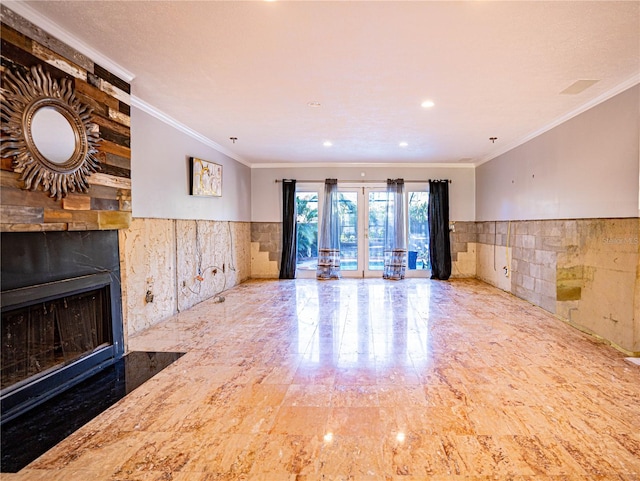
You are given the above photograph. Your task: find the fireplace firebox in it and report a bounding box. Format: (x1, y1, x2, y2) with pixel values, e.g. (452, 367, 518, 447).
(1, 231, 124, 422)
(2, 282, 112, 391)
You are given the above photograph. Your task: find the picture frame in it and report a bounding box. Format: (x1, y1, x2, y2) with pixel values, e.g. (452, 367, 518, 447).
(190, 157, 222, 197)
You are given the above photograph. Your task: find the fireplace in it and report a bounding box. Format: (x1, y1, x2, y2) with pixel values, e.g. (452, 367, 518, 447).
(1, 231, 124, 422)
(2, 282, 112, 390)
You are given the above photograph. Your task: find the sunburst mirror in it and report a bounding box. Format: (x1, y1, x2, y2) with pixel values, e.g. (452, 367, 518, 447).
(1, 64, 101, 199)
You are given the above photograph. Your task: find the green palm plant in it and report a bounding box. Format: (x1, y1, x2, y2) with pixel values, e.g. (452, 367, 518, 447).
(296, 195, 318, 259)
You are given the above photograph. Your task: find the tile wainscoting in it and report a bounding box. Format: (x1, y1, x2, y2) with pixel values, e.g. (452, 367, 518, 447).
(245, 219, 639, 355)
(119, 218, 251, 346)
(476, 218, 639, 355)
(251, 222, 282, 278)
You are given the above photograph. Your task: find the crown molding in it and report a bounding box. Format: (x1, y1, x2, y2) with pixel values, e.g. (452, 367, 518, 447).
(3, 1, 135, 83)
(9, 1, 634, 172)
(251, 162, 476, 169)
(4, 1, 252, 167)
(131, 97, 251, 167)
(476, 73, 640, 166)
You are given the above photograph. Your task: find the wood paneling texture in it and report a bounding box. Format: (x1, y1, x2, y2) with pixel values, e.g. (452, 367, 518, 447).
(0, 11, 132, 232)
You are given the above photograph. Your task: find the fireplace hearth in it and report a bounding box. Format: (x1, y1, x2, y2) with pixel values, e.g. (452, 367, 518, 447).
(1, 350, 185, 473)
(1, 231, 124, 422)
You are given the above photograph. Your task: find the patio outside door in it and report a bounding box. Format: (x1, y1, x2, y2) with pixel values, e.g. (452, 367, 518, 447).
(334, 187, 384, 278)
(295, 184, 429, 278)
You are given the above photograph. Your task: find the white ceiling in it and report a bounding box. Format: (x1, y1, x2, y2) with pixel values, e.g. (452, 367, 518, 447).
(13, 1, 640, 167)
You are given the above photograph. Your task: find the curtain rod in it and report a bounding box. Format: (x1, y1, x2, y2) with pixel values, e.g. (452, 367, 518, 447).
(275, 179, 451, 184)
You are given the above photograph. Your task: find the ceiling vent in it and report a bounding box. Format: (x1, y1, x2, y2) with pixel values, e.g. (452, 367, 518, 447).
(560, 79, 600, 95)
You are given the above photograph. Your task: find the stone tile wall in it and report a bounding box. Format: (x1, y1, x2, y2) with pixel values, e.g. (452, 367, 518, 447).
(450, 221, 477, 278)
(119, 218, 251, 345)
(476, 218, 639, 355)
(248, 220, 480, 280)
(176, 220, 251, 313)
(477, 220, 562, 312)
(251, 222, 281, 278)
(555, 218, 639, 354)
(510, 221, 563, 314)
(245, 217, 639, 355)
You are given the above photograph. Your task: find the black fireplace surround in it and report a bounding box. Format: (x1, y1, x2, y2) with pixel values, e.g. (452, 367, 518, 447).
(1, 230, 124, 422)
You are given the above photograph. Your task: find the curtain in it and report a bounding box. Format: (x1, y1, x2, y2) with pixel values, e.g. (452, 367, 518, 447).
(383, 178, 406, 280)
(279, 179, 297, 279)
(428, 180, 451, 280)
(317, 179, 341, 279)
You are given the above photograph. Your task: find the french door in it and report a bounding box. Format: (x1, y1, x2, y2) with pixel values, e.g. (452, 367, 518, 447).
(295, 183, 430, 278)
(338, 187, 380, 277)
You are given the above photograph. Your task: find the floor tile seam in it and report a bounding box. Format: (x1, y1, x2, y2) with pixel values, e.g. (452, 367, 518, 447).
(549, 429, 640, 459)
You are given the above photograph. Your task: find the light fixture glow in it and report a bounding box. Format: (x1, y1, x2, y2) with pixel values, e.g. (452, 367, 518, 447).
(323, 141, 333, 147)
(399, 142, 408, 148)
(421, 100, 435, 108)
(324, 432, 333, 442)
(396, 432, 406, 443)
(307, 101, 321, 108)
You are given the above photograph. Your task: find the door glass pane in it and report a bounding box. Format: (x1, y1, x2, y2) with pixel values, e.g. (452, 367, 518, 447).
(367, 191, 388, 270)
(296, 192, 318, 271)
(338, 192, 358, 270)
(408, 191, 430, 270)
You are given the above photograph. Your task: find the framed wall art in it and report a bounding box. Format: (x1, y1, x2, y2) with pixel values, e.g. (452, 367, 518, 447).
(190, 157, 222, 197)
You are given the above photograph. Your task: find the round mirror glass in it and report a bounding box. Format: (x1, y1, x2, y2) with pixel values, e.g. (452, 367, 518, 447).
(31, 107, 76, 164)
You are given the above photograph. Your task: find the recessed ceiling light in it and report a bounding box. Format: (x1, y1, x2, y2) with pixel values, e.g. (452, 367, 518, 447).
(399, 142, 408, 147)
(421, 100, 435, 108)
(323, 141, 333, 147)
(307, 101, 321, 108)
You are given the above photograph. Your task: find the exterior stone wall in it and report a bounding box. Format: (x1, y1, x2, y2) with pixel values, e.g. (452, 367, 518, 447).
(119, 218, 251, 345)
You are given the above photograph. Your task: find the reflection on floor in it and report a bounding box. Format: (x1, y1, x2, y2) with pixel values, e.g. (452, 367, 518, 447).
(1, 351, 184, 473)
(6, 278, 640, 480)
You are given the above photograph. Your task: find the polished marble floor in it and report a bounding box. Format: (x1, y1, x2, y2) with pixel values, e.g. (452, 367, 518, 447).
(7, 278, 640, 480)
(1, 351, 184, 472)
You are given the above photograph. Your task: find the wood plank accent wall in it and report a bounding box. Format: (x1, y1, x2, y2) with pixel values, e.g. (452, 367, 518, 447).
(0, 6, 132, 232)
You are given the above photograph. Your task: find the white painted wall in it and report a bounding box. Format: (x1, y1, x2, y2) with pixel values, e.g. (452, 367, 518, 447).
(476, 85, 639, 221)
(251, 165, 475, 222)
(133, 84, 638, 225)
(131, 106, 251, 222)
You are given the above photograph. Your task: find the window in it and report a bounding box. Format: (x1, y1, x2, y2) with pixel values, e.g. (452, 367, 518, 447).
(296, 192, 318, 271)
(337, 192, 358, 270)
(407, 191, 430, 270)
